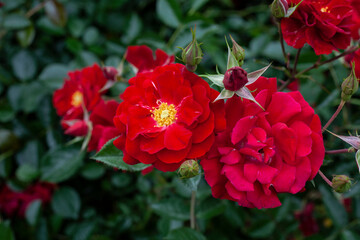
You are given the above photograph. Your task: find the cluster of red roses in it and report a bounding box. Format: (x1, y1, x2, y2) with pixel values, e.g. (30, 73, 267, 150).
(0, 183, 56, 218)
(52, 0, 360, 210)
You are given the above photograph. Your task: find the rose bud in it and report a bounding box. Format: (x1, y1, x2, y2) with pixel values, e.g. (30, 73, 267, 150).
(270, 0, 289, 18)
(102, 66, 118, 81)
(230, 35, 245, 66)
(332, 175, 352, 193)
(181, 28, 203, 72)
(223, 66, 248, 91)
(341, 63, 359, 102)
(178, 160, 200, 179)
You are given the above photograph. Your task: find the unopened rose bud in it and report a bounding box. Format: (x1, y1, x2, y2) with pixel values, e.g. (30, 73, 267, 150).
(181, 28, 203, 72)
(103, 66, 118, 81)
(223, 66, 248, 91)
(332, 175, 352, 193)
(341, 63, 359, 101)
(229, 35, 245, 66)
(178, 160, 200, 179)
(270, 0, 289, 18)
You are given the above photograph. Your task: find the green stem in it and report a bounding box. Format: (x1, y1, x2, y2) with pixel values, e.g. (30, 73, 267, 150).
(167, 24, 184, 49)
(322, 100, 345, 133)
(190, 190, 196, 230)
(318, 170, 332, 187)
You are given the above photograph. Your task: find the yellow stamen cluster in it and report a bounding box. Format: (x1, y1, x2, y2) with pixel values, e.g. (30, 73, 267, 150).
(71, 90, 83, 107)
(320, 6, 330, 13)
(150, 102, 177, 127)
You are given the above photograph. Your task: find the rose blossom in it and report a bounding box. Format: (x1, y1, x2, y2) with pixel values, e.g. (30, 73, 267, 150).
(113, 63, 226, 172)
(345, 49, 360, 80)
(281, 0, 354, 55)
(0, 183, 56, 218)
(126, 45, 175, 74)
(201, 76, 324, 209)
(88, 100, 121, 152)
(53, 64, 108, 136)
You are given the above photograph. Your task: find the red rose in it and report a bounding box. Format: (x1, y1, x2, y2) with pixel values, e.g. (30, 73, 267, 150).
(201, 77, 324, 209)
(281, 0, 353, 55)
(113, 63, 226, 172)
(53, 64, 108, 136)
(0, 183, 56, 218)
(295, 203, 319, 236)
(126, 45, 174, 73)
(88, 100, 121, 152)
(345, 49, 360, 79)
(352, 0, 360, 15)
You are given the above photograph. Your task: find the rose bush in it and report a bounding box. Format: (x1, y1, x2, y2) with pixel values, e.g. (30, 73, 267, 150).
(201, 77, 324, 208)
(113, 63, 226, 172)
(281, 0, 354, 55)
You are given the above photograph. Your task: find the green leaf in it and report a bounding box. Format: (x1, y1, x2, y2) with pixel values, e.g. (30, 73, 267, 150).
(189, 0, 208, 15)
(151, 199, 190, 221)
(319, 185, 348, 228)
(3, 14, 31, 30)
(16, 25, 36, 47)
(80, 162, 106, 180)
(44, 0, 67, 27)
(0, 222, 15, 240)
(16, 164, 39, 182)
(25, 199, 42, 226)
(156, 0, 182, 28)
(21, 82, 49, 113)
(249, 222, 276, 238)
(196, 198, 225, 219)
(51, 187, 81, 219)
(122, 14, 142, 44)
(40, 146, 85, 183)
(83, 27, 100, 46)
(11, 50, 37, 81)
(165, 227, 206, 240)
(2, 0, 25, 11)
(38, 64, 70, 90)
(91, 138, 150, 171)
(179, 174, 201, 192)
(0, 103, 15, 123)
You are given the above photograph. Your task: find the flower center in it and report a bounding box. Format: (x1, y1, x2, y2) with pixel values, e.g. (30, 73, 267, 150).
(151, 102, 177, 127)
(71, 91, 83, 107)
(320, 6, 330, 13)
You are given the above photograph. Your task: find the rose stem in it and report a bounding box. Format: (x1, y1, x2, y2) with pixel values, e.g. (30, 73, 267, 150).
(325, 148, 355, 154)
(278, 48, 303, 91)
(279, 23, 289, 68)
(322, 100, 345, 133)
(319, 170, 333, 187)
(190, 190, 196, 230)
(296, 46, 359, 78)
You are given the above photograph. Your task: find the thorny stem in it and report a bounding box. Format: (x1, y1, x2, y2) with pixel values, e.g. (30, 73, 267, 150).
(319, 170, 333, 187)
(190, 191, 196, 230)
(325, 148, 355, 155)
(296, 46, 360, 78)
(322, 100, 346, 133)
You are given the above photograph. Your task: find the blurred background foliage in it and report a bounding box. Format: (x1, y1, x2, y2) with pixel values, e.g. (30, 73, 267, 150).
(0, 0, 360, 239)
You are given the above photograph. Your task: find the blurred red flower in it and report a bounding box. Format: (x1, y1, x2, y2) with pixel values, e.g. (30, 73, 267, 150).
(295, 203, 319, 236)
(113, 63, 226, 172)
(201, 77, 324, 209)
(126, 45, 174, 74)
(88, 100, 121, 152)
(281, 0, 353, 55)
(345, 49, 360, 79)
(0, 183, 56, 218)
(53, 64, 108, 136)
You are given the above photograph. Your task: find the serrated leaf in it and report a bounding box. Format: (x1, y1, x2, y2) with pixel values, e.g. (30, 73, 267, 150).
(319, 185, 348, 228)
(246, 63, 272, 85)
(201, 74, 224, 87)
(25, 199, 42, 226)
(51, 187, 81, 219)
(214, 89, 234, 102)
(91, 138, 150, 171)
(165, 227, 206, 240)
(235, 87, 265, 110)
(151, 199, 190, 221)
